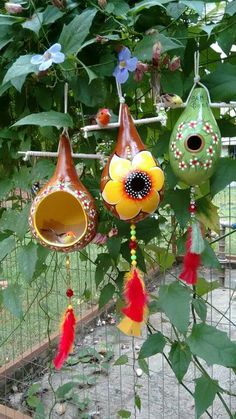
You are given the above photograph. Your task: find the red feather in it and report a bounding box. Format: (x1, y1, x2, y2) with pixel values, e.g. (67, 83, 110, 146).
(179, 228, 200, 285)
(122, 269, 148, 322)
(53, 305, 76, 369)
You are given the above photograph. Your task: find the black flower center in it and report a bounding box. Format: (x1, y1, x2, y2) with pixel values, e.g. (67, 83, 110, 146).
(125, 171, 151, 199)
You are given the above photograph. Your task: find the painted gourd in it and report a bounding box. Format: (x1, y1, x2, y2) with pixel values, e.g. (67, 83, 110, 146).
(169, 87, 221, 185)
(101, 103, 164, 222)
(29, 134, 97, 252)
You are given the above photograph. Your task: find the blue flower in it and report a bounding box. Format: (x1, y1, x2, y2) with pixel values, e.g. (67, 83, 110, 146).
(113, 47, 138, 84)
(31, 43, 65, 71)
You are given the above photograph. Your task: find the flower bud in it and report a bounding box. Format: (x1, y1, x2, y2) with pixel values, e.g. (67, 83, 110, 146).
(5, 2, 23, 14)
(134, 62, 149, 82)
(96, 35, 109, 44)
(98, 0, 107, 8)
(152, 42, 162, 67)
(161, 54, 170, 68)
(168, 56, 181, 72)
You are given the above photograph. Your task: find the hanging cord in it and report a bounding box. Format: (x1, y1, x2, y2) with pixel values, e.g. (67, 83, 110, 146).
(62, 82, 69, 137)
(185, 46, 212, 106)
(116, 79, 126, 126)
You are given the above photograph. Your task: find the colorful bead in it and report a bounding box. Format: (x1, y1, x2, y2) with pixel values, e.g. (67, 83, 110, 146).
(131, 260, 137, 266)
(130, 224, 136, 230)
(131, 255, 137, 260)
(131, 235, 136, 241)
(130, 230, 136, 236)
(188, 204, 196, 213)
(129, 241, 137, 250)
(66, 288, 74, 298)
(130, 249, 136, 255)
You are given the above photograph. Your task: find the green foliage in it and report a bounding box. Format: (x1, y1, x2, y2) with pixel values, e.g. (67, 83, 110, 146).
(195, 277, 220, 297)
(114, 354, 129, 365)
(139, 332, 166, 359)
(187, 323, 236, 367)
(194, 375, 220, 418)
(158, 281, 191, 334)
(169, 342, 192, 382)
(2, 283, 23, 319)
(0, 1, 235, 416)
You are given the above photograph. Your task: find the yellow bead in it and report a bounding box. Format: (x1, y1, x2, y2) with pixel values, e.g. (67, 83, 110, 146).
(130, 249, 136, 255)
(130, 224, 136, 230)
(131, 236, 136, 241)
(131, 260, 137, 266)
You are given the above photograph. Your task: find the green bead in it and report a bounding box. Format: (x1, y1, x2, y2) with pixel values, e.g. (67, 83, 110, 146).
(131, 255, 137, 260)
(130, 230, 136, 236)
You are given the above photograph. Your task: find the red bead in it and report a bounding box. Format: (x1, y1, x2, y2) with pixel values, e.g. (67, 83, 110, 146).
(129, 241, 137, 250)
(66, 288, 74, 298)
(188, 204, 196, 213)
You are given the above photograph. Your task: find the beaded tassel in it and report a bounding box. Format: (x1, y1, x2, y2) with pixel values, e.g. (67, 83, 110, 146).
(118, 224, 148, 336)
(179, 187, 205, 285)
(53, 256, 76, 369)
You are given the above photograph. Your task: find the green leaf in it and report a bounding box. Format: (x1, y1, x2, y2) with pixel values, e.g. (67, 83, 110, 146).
(105, 0, 130, 16)
(145, 245, 175, 273)
(135, 393, 141, 411)
(31, 159, 55, 182)
(0, 179, 12, 200)
(161, 71, 183, 97)
(194, 375, 220, 418)
(0, 14, 24, 25)
(129, 0, 169, 14)
(158, 281, 191, 334)
(201, 241, 221, 269)
(204, 63, 236, 101)
(56, 382, 77, 401)
(139, 332, 166, 359)
(117, 410, 131, 418)
(17, 242, 38, 282)
(95, 253, 113, 287)
(163, 189, 190, 229)
(2, 283, 23, 319)
(0, 28, 13, 50)
(181, 1, 204, 15)
(72, 76, 107, 108)
(138, 358, 149, 375)
(3, 55, 38, 91)
(98, 283, 115, 308)
(114, 354, 128, 365)
(0, 204, 30, 240)
(43, 5, 64, 25)
(196, 197, 220, 233)
(59, 8, 97, 54)
(21, 13, 43, 35)
(195, 277, 220, 297)
(134, 33, 183, 61)
(169, 342, 191, 382)
(0, 236, 15, 261)
(225, 1, 236, 15)
(107, 237, 121, 261)
(187, 323, 236, 367)
(27, 383, 41, 397)
(166, 3, 186, 19)
(192, 298, 207, 322)
(27, 395, 40, 408)
(210, 158, 236, 197)
(12, 111, 73, 128)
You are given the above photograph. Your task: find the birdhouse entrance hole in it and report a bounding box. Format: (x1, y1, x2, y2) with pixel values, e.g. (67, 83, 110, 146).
(34, 191, 87, 247)
(185, 135, 204, 152)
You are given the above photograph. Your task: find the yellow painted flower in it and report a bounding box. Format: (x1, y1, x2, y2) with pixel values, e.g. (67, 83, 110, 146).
(102, 150, 164, 221)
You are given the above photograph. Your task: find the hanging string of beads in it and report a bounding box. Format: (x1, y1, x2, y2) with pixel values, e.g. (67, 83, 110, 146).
(130, 223, 137, 268)
(53, 255, 76, 369)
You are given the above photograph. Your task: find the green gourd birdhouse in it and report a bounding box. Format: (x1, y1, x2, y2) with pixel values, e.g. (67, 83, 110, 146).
(169, 87, 221, 185)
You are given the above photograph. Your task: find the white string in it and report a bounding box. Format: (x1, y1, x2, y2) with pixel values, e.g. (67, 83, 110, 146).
(62, 82, 69, 136)
(115, 79, 125, 104)
(185, 49, 212, 106)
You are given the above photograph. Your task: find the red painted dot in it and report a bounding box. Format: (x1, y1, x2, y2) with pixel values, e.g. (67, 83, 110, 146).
(66, 288, 74, 298)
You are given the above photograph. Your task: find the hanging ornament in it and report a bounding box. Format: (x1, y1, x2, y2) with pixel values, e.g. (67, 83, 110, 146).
(169, 87, 221, 186)
(169, 50, 221, 286)
(29, 132, 98, 252)
(53, 256, 76, 369)
(101, 100, 164, 336)
(101, 103, 164, 222)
